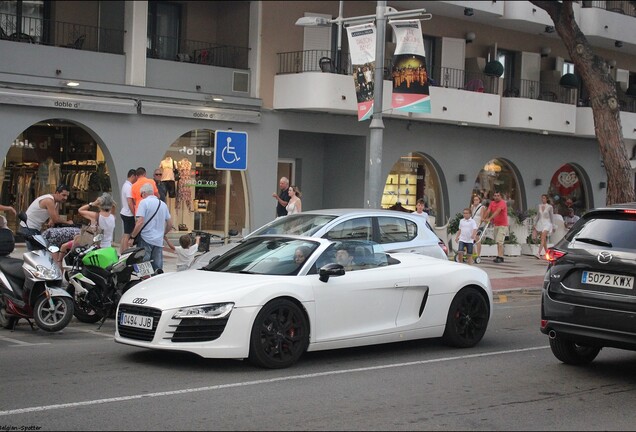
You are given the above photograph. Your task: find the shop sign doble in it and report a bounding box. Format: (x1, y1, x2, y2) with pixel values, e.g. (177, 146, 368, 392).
(178, 146, 213, 156)
(11, 139, 49, 150)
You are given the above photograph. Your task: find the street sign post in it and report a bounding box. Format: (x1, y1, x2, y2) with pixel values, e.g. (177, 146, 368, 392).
(214, 130, 248, 244)
(214, 130, 248, 171)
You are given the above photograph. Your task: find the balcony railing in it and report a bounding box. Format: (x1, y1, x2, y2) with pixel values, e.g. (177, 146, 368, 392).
(438, 67, 500, 95)
(0, 12, 124, 54)
(277, 49, 400, 78)
(147, 35, 249, 69)
(583, 1, 636, 17)
(502, 79, 579, 105)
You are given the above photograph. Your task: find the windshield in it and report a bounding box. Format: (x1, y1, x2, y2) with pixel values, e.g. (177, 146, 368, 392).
(250, 214, 337, 237)
(203, 237, 320, 275)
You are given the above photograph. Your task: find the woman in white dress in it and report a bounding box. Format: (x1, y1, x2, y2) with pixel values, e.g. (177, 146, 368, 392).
(285, 185, 302, 215)
(532, 194, 555, 259)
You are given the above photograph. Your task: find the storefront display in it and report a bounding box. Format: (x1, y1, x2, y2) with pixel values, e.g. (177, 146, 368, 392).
(472, 158, 521, 212)
(2, 120, 111, 232)
(162, 129, 246, 233)
(382, 153, 440, 220)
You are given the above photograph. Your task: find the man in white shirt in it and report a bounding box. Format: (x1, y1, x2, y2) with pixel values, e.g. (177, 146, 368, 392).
(118, 169, 137, 254)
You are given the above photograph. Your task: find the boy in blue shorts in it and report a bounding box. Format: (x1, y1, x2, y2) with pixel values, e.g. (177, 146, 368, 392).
(455, 208, 478, 265)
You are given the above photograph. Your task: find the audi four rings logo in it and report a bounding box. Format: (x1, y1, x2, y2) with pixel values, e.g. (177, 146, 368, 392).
(597, 251, 613, 264)
(132, 298, 148, 304)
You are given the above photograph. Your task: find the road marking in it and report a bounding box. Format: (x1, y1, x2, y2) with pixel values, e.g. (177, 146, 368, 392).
(0, 345, 549, 417)
(0, 335, 50, 346)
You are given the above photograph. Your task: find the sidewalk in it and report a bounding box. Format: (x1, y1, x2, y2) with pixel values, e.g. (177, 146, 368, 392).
(10, 244, 546, 292)
(474, 254, 547, 292)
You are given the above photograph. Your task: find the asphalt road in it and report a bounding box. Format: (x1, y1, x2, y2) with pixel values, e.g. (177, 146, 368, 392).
(1, 291, 636, 431)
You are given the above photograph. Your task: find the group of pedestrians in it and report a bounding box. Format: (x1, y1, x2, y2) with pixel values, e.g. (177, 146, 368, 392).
(272, 177, 303, 217)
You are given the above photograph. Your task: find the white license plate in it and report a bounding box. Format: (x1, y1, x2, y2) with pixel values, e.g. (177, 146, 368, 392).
(119, 312, 153, 329)
(133, 261, 154, 277)
(582, 271, 634, 289)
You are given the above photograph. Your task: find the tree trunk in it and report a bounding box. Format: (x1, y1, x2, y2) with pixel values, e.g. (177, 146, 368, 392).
(531, 1, 635, 205)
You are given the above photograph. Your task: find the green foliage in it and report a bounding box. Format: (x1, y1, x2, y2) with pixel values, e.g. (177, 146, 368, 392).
(526, 234, 541, 245)
(447, 212, 463, 234)
(482, 237, 496, 245)
(505, 232, 518, 244)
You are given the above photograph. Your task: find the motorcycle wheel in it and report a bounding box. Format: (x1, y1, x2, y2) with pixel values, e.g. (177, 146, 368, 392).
(74, 302, 104, 324)
(0, 296, 16, 329)
(33, 296, 74, 332)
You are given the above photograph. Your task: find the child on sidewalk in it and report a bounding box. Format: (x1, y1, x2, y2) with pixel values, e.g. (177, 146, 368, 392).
(173, 234, 200, 271)
(455, 208, 478, 265)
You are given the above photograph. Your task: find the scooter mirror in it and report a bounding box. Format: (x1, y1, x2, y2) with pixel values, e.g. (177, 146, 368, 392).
(93, 233, 104, 242)
(48, 245, 60, 254)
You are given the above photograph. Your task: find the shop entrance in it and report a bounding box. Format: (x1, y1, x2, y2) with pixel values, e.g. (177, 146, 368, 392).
(381, 153, 444, 226)
(160, 129, 248, 235)
(2, 119, 112, 233)
(547, 163, 589, 217)
(472, 158, 521, 212)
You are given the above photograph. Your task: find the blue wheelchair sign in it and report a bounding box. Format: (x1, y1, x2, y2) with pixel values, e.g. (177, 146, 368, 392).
(214, 130, 248, 171)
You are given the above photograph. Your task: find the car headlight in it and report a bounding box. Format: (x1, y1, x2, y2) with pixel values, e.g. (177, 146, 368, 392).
(28, 265, 60, 280)
(173, 303, 234, 320)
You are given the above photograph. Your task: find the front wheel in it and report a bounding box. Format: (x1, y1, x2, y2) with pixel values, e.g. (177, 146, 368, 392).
(249, 299, 309, 369)
(442, 287, 489, 348)
(549, 337, 601, 365)
(33, 296, 74, 332)
(0, 296, 16, 329)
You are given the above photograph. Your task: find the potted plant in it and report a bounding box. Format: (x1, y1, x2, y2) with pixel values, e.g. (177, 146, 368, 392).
(480, 236, 498, 257)
(447, 212, 463, 254)
(522, 233, 542, 256)
(504, 232, 521, 256)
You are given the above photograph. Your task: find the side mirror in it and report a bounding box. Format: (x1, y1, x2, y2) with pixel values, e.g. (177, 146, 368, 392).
(18, 211, 27, 224)
(48, 245, 60, 254)
(318, 263, 345, 282)
(93, 233, 104, 243)
(228, 229, 239, 237)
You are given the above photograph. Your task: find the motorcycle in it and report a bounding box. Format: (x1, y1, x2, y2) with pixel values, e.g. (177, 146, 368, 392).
(63, 235, 153, 329)
(0, 213, 74, 332)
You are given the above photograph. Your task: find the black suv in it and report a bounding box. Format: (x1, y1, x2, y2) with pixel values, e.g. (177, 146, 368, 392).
(541, 203, 636, 365)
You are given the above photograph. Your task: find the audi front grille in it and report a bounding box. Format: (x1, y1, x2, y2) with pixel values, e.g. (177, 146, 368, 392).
(118, 304, 162, 341)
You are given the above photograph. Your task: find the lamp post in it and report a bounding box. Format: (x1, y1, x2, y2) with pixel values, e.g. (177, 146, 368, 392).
(296, 2, 429, 208)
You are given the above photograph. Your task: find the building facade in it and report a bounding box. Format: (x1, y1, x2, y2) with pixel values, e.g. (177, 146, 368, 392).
(0, 0, 634, 241)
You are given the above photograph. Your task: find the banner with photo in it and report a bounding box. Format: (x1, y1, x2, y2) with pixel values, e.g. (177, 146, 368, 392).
(389, 19, 431, 113)
(346, 23, 376, 121)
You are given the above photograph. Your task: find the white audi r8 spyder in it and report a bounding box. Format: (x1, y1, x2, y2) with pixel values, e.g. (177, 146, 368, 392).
(115, 235, 493, 369)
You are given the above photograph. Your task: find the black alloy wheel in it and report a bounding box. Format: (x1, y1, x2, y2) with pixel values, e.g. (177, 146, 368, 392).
(249, 299, 309, 369)
(442, 287, 489, 348)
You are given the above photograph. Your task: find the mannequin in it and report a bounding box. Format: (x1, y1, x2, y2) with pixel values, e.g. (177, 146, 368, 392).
(159, 156, 177, 212)
(176, 158, 193, 226)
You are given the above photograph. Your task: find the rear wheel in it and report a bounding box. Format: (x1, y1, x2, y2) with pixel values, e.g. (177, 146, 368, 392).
(249, 299, 308, 369)
(442, 287, 489, 348)
(33, 296, 74, 332)
(549, 337, 601, 365)
(73, 302, 103, 323)
(0, 296, 16, 329)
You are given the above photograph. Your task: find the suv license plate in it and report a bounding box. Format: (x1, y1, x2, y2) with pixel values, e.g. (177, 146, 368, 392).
(582, 271, 634, 289)
(134, 262, 154, 277)
(120, 313, 153, 329)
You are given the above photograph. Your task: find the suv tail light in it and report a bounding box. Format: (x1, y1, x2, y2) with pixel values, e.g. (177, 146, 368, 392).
(545, 248, 566, 263)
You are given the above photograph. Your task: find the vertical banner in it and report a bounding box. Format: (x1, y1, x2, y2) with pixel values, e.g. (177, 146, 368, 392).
(389, 19, 431, 113)
(346, 23, 376, 121)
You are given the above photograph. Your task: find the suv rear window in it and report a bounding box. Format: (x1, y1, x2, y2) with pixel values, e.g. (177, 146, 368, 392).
(377, 217, 417, 243)
(567, 215, 636, 250)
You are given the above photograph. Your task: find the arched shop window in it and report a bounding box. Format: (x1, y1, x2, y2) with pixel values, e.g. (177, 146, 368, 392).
(547, 163, 587, 217)
(2, 119, 111, 233)
(382, 153, 442, 224)
(161, 129, 248, 234)
(472, 158, 521, 212)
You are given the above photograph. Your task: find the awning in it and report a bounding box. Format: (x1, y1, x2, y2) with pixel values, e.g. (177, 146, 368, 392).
(140, 101, 261, 124)
(0, 88, 138, 114)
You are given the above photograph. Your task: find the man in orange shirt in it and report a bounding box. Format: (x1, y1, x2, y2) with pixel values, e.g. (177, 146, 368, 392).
(484, 191, 509, 264)
(130, 167, 159, 214)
